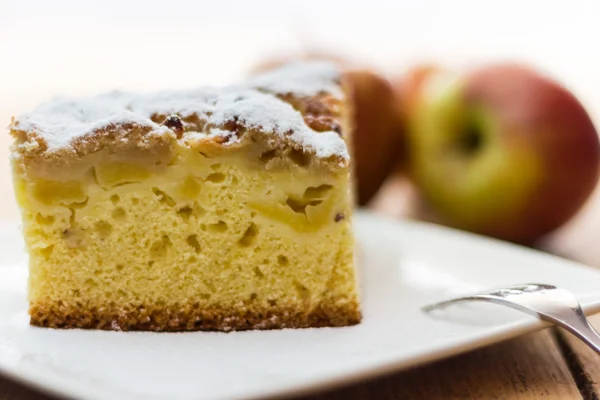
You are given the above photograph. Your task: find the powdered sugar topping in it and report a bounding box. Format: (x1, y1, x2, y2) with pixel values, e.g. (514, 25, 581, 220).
(13, 93, 172, 150)
(202, 89, 347, 159)
(11, 61, 348, 161)
(246, 60, 342, 97)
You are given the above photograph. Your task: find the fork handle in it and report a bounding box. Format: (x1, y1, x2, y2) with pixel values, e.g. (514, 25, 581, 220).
(424, 294, 600, 355)
(544, 307, 600, 354)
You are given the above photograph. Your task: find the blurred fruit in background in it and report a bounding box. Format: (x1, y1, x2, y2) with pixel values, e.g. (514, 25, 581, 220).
(395, 64, 441, 119)
(346, 69, 404, 205)
(250, 53, 404, 205)
(397, 63, 600, 244)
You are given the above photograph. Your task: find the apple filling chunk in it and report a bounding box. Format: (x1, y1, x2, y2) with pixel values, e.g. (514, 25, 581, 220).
(94, 162, 152, 188)
(251, 184, 337, 232)
(31, 180, 87, 206)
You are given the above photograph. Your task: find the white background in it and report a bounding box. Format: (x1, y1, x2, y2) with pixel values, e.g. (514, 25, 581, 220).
(2, 0, 600, 109)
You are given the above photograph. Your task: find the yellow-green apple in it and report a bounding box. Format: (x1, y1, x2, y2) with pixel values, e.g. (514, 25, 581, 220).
(404, 64, 600, 243)
(250, 54, 404, 205)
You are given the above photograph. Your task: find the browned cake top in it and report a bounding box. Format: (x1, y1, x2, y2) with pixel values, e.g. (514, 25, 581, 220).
(10, 61, 349, 168)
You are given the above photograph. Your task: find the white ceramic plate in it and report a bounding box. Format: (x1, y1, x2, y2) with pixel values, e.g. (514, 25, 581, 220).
(2, 211, 600, 400)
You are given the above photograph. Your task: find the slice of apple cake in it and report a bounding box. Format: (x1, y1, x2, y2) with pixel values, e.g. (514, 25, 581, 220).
(9, 62, 361, 331)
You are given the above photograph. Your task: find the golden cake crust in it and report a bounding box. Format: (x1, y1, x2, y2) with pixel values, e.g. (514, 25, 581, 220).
(29, 301, 361, 331)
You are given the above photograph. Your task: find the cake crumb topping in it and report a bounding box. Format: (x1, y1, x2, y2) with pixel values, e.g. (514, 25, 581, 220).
(10, 61, 348, 163)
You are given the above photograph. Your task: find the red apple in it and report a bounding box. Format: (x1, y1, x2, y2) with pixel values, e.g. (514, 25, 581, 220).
(403, 64, 600, 243)
(345, 69, 404, 205)
(249, 54, 404, 205)
(395, 64, 442, 117)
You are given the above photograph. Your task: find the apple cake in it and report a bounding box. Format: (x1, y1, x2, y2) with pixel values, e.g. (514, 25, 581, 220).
(9, 61, 361, 331)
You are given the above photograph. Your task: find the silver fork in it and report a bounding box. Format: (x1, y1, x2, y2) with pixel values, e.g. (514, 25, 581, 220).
(423, 283, 600, 354)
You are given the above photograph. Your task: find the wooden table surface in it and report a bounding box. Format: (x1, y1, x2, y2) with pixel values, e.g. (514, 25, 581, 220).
(1, 167, 600, 400)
